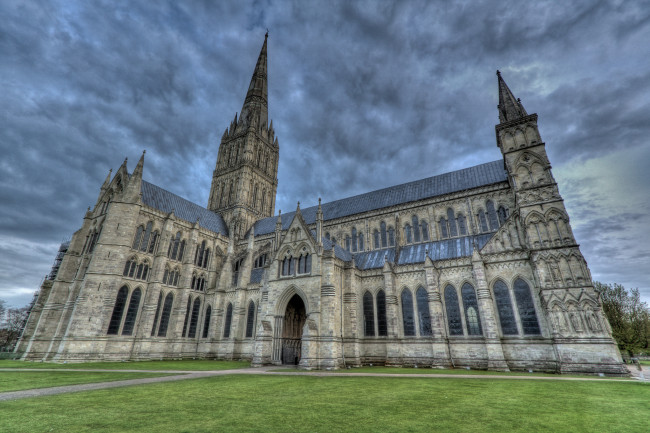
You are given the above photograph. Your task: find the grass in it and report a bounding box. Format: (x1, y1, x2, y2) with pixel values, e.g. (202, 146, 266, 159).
(0, 359, 250, 371)
(0, 371, 173, 392)
(271, 365, 628, 379)
(639, 360, 650, 366)
(1, 374, 648, 432)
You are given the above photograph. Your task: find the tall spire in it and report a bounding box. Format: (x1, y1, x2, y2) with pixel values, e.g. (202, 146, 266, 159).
(240, 33, 268, 128)
(497, 70, 527, 123)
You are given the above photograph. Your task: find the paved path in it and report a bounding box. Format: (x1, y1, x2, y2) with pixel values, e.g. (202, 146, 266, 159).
(0, 365, 644, 402)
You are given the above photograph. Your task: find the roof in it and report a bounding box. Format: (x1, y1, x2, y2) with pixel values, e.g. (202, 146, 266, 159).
(253, 160, 507, 235)
(353, 233, 493, 270)
(140, 180, 229, 235)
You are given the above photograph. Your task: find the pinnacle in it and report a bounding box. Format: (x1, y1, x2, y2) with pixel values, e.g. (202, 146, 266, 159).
(497, 70, 527, 123)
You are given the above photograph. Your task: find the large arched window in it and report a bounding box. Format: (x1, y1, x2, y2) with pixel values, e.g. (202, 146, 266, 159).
(376, 290, 387, 336)
(188, 298, 201, 338)
(461, 283, 482, 336)
(401, 289, 416, 336)
(107, 286, 128, 335)
(514, 278, 541, 335)
(202, 306, 212, 338)
(182, 297, 192, 337)
(444, 285, 463, 336)
(363, 291, 375, 337)
(223, 303, 233, 338)
(121, 288, 141, 336)
(493, 280, 518, 335)
(245, 301, 256, 338)
(151, 293, 163, 337)
(416, 287, 432, 336)
(157, 293, 174, 337)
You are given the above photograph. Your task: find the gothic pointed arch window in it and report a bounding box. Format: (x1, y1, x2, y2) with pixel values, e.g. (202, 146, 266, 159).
(493, 280, 518, 335)
(363, 291, 375, 337)
(223, 303, 233, 338)
(202, 305, 212, 338)
(351, 228, 358, 252)
(140, 222, 153, 252)
(188, 297, 201, 338)
(497, 206, 508, 225)
(245, 301, 256, 338)
(444, 285, 463, 336)
(107, 286, 129, 335)
(123, 257, 137, 278)
(514, 278, 541, 335)
(405, 224, 412, 244)
(457, 214, 467, 236)
(439, 217, 449, 239)
(132, 225, 144, 250)
(447, 208, 458, 237)
(487, 200, 499, 230)
(182, 297, 192, 337)
(412, 216, 420, 242)
(121, 288, 141, 336)
(461, 283, 482, 335)
(157, 293, 174, 337)
(376, 290, 388, 336)
(148, 230, 159, 253)
(388, 227, 395, 246)
(478, 210, 489, 233)
(380, 222, 387, 247)
(358, 232, 364, 251)
(416, 287, 432, 336)
(421, 221, 429, 241)
(373, 230, 380, 249)
(345, 235, 351, 252)
(151, 292, 163, 337)
(401, 288, 416, 336)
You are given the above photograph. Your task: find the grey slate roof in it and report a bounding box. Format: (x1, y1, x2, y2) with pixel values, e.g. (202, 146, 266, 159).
(253, 160, 507, 235)
(353, 233, 494, 270)
(141, 180, 229, 235)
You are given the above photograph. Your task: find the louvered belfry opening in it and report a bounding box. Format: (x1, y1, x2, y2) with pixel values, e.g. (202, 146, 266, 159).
(281, 295, 306, 365)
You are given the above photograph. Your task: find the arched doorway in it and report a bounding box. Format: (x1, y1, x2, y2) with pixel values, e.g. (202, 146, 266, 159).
(282, 294, 306, 365)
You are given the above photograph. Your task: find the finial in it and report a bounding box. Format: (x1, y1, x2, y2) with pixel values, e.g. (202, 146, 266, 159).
(318, 197, 321, 205)
(142, 149, 146, 155)
(265, 29, 269, 39)
(496, 70, 501, 76)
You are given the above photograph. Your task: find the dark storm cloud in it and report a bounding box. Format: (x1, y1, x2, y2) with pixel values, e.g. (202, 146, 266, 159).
(1, 0, 649, 306)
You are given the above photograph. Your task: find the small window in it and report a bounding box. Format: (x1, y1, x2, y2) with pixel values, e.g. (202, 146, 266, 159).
(412, 216, 420, 243)
(373, 230, 380, 249)
(487, 200, 499, 230)
(405, 224, 412, 244)
(439, 218, 448, 239)
(421, 221, 429, 241)
(478, 210, 489, 233)
(388, 227, 395, 246)
(457, 214, 467, 236)
(447, 208, 458, 237)
(351, 228, 358, 253)
(380, 222, 388, 248)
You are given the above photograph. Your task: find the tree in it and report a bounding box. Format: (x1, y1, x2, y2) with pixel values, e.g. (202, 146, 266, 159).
(0, 303, 30, 351)
(595, 282, 650, 357)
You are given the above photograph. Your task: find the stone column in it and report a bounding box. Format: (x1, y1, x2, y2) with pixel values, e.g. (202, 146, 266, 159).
(471, 249, 509, 371)
(423, 257, 452, 367)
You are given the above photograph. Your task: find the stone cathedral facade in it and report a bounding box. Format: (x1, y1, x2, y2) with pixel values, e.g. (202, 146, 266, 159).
(17, 36, 626, 374)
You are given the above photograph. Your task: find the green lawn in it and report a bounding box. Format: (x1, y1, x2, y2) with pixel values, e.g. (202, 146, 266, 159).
(0, 359, 250, 371)
(1, 374, 648, 433)
(272, 365, 628, 379)
(0, 371, 173, 392)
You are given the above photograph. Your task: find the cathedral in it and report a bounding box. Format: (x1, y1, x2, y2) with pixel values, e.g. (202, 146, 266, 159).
(17, 35, 626, 374)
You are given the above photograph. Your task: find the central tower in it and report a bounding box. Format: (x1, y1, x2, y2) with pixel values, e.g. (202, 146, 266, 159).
(208, 34, 279, 238)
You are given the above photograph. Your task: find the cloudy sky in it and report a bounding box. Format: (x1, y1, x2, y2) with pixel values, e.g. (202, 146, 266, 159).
(2, 0, 649, 308)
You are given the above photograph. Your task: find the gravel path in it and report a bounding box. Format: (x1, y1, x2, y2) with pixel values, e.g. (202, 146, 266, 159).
(0, 365, 643, 402)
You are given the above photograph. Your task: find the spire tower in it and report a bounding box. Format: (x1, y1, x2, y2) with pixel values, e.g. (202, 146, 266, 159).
(208, 34, 279, 239)
(496, 70, 527, 124)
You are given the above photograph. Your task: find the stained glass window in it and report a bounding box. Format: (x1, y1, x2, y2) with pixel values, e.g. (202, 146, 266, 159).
(493, 280, 518, 335)
(416, 287, 432, 336)
(377, 290, 387, 336)
(107, 286, 128, 335)
(514, 278, 541, 335)
(363, 291, 375, 337)
(444, 285, 463, 335)
(462, 283, 482, 335)
(401, 289, 416, 336)
(121, 288, 141, 336)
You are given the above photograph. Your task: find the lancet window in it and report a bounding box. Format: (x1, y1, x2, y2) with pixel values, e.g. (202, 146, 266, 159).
(156, 293, 174, 337)
(194, 240, 210, 269)
(223, 303, 233, 338)
(245, 301, 256, 338)
(107, 286, 142, 336)
(202, 305, 212, 338)
(123, 257, 149, 281)
(167, 232, 185, 261)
